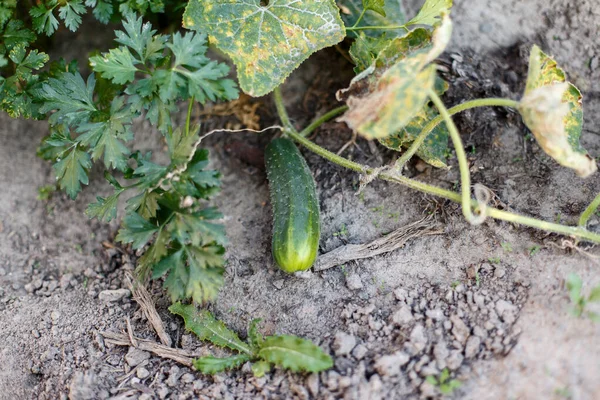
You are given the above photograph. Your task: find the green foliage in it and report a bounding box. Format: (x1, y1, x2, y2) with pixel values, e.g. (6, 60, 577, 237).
(183, 0, 346, 97)
(566, 273, 600, 322)
(425, 368, 462, 395)
(406, 0, 453, 27)
(169, 303, 333, 375)
(338, 0, 406, 36)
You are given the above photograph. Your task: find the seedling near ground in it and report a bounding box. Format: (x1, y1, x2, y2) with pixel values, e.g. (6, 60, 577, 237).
(425, 368, 462, 395)
(169, 303, 332, 376)
(565, 273, 600, 323)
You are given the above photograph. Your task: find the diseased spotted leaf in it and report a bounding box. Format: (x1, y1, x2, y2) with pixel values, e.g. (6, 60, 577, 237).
(379, 104, 449, 168)
(169, 303, 253, 354)
(116, 212, 159, 249)
(339, 15, 452, 139)
(341, 64, 436, 139)
(2, 20, 37, 51)
(338, 0, 406, 37)
(90, 47, 139, 84)
(54, 146, 92, 199)
(258, 335, 333, 373)
(183, 0, 346, 97)
(406, 0, 452, 27)
(193, 355, 252, 374)
(520, 45, 596, 178)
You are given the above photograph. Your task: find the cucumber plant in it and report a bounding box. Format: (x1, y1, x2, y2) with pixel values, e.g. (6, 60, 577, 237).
(3, 0, 600, 378)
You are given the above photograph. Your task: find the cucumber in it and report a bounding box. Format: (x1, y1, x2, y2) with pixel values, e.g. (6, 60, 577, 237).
(265, 138, 320, 273)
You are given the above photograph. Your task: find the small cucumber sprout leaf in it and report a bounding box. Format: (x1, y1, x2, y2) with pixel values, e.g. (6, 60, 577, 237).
(338, 0, 406, 37)
(520, 45, 596, 178)
(193, 354, 252, 374)
(589, 286, 600, 303)
(258, 335, 333, 373)
(169, 303, 253, 355)
(566, 273, 583, 304)
(339, 15, 452, 139)
(251, 360, 272, 377)
(406, 0, 452, 27)
(183, 0, 346, 97)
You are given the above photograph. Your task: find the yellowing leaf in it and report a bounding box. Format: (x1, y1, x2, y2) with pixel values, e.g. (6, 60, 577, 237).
(520, 45, 597, 178)
(340, 64, 436, 139)
(339, 15, 452, 139)
(183, 0, 346, 97)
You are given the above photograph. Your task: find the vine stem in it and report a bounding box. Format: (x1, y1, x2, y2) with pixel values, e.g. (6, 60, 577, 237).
(271, 87, 600, 244)
(346, 24, 408, 33)
(395, 97, 521, 171)
(185, 96, 195, 135)
(579, 192, 600, 227)
(301, 106, 348, 137)
(351, 9, 367, 28)
(428, 90, 479, 224)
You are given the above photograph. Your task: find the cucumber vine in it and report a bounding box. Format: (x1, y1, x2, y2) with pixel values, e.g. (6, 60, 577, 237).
(3, 0, 600, 378)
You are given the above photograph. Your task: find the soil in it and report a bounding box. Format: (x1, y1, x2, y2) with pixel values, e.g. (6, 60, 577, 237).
(2, 0, 600, 399)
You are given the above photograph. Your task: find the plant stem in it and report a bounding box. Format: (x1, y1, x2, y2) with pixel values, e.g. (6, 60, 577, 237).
(351, 9, 367, 28)
(300, 106, 349, 137)
(185, 96, 195, 135)
(429, 90, 478, 224)
(346, 25, 408, 32)
(579, 192, 600, 227)
(273, 87, 294, 132)
(395, 98, 521, 170)
(272, 89, 600, 243)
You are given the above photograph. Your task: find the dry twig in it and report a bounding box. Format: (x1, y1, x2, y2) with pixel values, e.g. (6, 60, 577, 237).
(124, 272, 172, 347)
(313, 216, 443, 271)
(101, 331, 203, 368)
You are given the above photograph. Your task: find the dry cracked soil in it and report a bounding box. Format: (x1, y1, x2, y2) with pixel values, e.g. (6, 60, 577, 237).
(1, 0, 600, 399)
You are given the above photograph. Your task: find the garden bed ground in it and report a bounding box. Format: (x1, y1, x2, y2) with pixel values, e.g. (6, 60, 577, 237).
(1, 0, 600, 399)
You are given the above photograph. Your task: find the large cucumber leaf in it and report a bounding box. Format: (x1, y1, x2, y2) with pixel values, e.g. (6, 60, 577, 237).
(183, 0, 346, 97)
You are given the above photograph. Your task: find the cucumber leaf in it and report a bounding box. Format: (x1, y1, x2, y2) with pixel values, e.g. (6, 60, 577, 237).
(379, 101, 449, 168)
(183, 0, 346, 97)
(339, 15, 452, 139)
(338, 0, 406, 37)
(406, 0, 452, 27)
(169, 303, 253, 355)
(258, 335, 333, 373)
(193, 354, 252, 374)
(519, 45, 596, 178)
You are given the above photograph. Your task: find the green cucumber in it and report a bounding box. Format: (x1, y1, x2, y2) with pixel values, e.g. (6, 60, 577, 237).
(265, 138, 320, 273)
